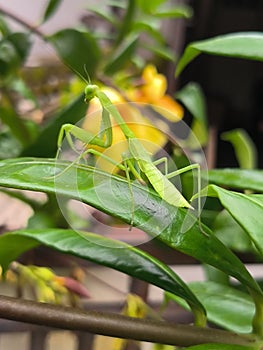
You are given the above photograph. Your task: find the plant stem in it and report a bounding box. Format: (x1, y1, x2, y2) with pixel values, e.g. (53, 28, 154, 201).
(0, 5, 46, 39)
(0, 295, 259, 348)
(114, 0, 136, 47)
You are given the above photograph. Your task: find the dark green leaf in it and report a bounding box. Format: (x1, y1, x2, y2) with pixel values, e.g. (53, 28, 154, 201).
(213, 210, 254, 253)
(0, 158, 261, 296)
(0, 15, 11, 36)
(0, 40, 19, 76)
(176, 32, 263, 76)
(104, 34, 138, 75)
(221, 129, 257, 169)
(7, 32, 32, 63)
(48, 29, 101, 79)
(167, 281, 255, 333)
(208, 168, 263, 192)
(0, 229, 205, 315)
(42, 0, 62, 23)
(21, 94, 87, 157)
(0, 104, 35, 148)
(206, 185, 263, 256)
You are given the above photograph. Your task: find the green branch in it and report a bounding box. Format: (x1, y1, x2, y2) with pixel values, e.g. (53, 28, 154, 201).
(0, 295, 259, 348)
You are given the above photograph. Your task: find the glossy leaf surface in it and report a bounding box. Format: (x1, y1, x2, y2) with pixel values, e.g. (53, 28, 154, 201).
(0, 228, 204, 313)
(167, 281, 255, 333)
(206, 185, 263, 256)
(0, 158, 261, 295)
(176, 32, 263, 76)
(207, 169, 263, 192)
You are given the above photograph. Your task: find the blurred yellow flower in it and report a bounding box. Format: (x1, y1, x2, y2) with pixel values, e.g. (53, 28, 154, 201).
(127, 64, 184, 122)
(82, 65, 184, 172)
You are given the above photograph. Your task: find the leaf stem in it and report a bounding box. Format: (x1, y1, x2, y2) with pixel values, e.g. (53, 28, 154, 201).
(249, 289, 263, 336)
(0, 295, 260, 348)
(0, 5, 46, 39)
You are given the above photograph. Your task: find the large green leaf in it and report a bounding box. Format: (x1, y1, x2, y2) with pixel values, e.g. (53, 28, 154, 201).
(48, 29, 100, 78)
(167, 282, 255, 333)
(206, 185, 263, 256)
(0, 229, 204, 315)
(207, 169, 263, 192)
(176, 32, 263, 77)
(0, 158, 261, 296)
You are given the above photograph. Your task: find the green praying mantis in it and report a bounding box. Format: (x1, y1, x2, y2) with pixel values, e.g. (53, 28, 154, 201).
(56, 82, 201, 226)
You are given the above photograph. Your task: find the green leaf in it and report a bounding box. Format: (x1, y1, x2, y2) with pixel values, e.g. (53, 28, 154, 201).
(0, 158, 261, 296)
(7, 32, 32, 63)
(42, 0, 62, 23)
(176, 32, 263, 77)
(48, 29, 101, 79)
(21, 94, 87, 157)
(136, 0, 166, 13)
(208, 168, 263, 192)
(176, 82, 208, 147)
(213, 210, 254, 254)
(142, 42, 176, 62)
(167, 281, 255, 333)
(104, 34, 138, 75)
(87, 6, 117, 26)
(152, 5, 193, 19)
(0, 102, 35, 148)
(221, 129, 257, 169)
(0, 40, 19, 76)
(206, 184, 263, 256)
(0, 15, 11, 37)
(0, 32, 31, 76)
(0, 229, 205, 315)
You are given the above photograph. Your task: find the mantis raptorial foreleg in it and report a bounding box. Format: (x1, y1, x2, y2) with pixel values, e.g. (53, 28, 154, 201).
(55, 82, 203, 229)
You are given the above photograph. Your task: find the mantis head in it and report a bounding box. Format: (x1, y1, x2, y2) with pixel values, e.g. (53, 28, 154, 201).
(84, 84, 99, 103)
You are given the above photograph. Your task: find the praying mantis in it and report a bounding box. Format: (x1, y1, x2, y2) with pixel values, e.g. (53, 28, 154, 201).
(56, 82, 201, 226)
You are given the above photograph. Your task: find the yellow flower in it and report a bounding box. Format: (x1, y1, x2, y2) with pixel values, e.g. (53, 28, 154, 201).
(127, 64, 184, 122)
(82, 86, 167, 172)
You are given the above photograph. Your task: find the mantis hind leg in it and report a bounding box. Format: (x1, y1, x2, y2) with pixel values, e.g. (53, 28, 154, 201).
(166, 164, 201, 217)
(166, 163, 208, 235)
(152, 157, 201, 216)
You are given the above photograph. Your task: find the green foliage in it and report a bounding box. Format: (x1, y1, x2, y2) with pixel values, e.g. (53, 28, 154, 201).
(1, 1, 263, 349)
(176, 32, 263, 76)
(41, 0, 63, 23)
(48, 29, 101, 78)
(221, 129, 257, 169)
